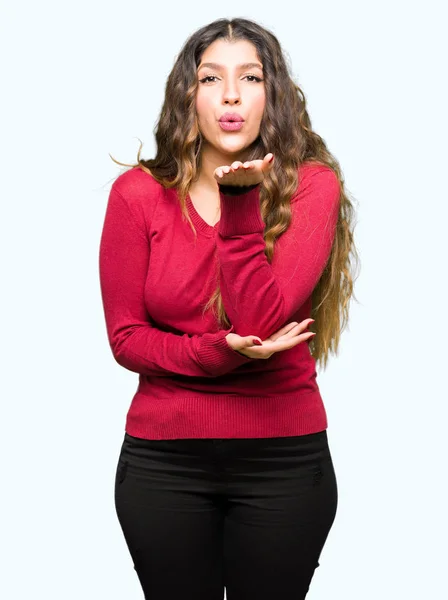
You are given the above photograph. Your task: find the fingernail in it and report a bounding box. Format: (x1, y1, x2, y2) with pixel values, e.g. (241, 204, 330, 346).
(252, 339, 262, 346)
(268, 155, 274, 163)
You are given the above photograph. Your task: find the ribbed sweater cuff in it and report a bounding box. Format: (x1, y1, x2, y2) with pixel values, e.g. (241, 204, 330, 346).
(197, 329, 253, 376)
(217, 183, 259, 196)
(218, 184, 265, 237)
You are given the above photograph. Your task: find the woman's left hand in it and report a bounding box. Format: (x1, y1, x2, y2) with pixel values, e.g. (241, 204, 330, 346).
(213, 153, 274, 187)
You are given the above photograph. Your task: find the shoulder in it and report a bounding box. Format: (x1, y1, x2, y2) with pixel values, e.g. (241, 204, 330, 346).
(293, 162, 340, 204)
(111, 166, 164, 214)
(298, 162, 339, 189)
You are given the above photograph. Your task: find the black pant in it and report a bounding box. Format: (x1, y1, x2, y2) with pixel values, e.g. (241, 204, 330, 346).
(114, 429, 338, 600)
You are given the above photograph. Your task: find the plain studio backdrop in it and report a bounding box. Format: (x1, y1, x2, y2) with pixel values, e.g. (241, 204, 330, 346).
(1, 1, 447, 598)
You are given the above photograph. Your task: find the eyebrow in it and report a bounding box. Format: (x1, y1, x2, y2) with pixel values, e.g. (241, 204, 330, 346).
(197, 62, 263, 72)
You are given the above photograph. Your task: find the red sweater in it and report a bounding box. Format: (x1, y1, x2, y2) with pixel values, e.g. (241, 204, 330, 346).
(99, 162, 340, 440)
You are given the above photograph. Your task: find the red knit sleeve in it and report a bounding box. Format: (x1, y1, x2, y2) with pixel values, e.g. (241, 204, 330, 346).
(99, 184, 253, 377)
(216, 167, 340, 339)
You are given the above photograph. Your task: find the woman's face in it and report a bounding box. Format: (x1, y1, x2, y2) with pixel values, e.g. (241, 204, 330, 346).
(195, 39, 266, 162)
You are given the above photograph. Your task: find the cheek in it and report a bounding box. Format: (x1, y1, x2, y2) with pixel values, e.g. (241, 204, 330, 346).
(252, 91, 266, 119)
(243, 87, 265, 126)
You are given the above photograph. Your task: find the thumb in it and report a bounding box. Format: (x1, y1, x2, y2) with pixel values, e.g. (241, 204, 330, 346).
(246, 336, 263, 347)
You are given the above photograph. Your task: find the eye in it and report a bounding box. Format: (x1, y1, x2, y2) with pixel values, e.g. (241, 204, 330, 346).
(199, 75, 219, 84)
(198, 74, 264, 84)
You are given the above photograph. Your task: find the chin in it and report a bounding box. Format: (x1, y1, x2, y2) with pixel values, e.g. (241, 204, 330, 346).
(217, 138, 250, 152)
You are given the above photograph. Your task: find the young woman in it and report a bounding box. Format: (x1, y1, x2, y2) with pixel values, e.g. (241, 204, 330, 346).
(99, 16, 359, 600)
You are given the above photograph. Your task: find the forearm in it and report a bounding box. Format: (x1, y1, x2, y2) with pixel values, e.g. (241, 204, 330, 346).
(103, 320, 253, 378)
(216, 169, 340, 339)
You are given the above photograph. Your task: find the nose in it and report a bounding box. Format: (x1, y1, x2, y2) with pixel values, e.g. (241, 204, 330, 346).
(223, 81, 241, 105)
(224, 95, 240, 105)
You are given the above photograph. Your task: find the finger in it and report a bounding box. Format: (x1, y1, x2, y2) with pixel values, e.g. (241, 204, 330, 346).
(231, 161, 244, 169)
(267, 321, 299, 342)
(268, 319, 314, 342)
(279, 319, 314, 340)
(283, 332, 315, 349)
(273, 324, 304, 342)
(248, 336, 262, 346)
(299, 318, 315, 331)
(260, 155, 274, 177)
(266, 331, 315, 352)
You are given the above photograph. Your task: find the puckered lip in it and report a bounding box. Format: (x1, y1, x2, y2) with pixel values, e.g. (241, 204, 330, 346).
(219, 112, 245, 122)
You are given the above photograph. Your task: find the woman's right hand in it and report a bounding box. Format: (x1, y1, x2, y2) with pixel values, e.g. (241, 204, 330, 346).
(225, 319, 315, 359)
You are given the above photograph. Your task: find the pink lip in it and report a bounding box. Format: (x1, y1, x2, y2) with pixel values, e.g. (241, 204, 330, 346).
(219, 121, 244, 131)
(219, 112, 244, 122)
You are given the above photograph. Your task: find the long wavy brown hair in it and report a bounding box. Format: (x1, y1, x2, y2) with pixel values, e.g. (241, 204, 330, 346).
(109, 17, 360, 370)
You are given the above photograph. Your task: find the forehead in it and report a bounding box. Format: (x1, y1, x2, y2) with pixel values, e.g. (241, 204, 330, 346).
(198, 39, 262, 70)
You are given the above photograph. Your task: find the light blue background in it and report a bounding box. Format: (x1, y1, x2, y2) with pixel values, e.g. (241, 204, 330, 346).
(1, 0, 447, 598)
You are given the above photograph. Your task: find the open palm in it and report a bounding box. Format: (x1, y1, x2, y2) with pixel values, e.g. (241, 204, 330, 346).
(226, 319, 315, 360)
(214, 153, 274, 187)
